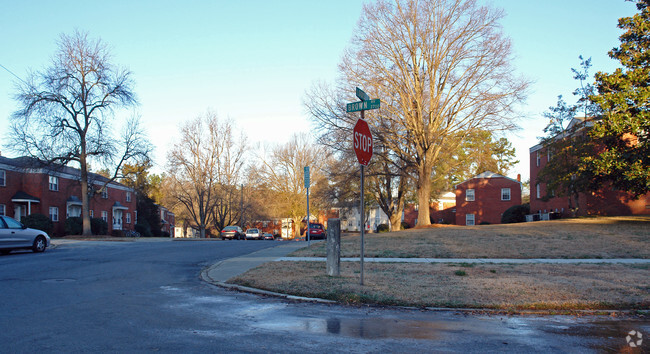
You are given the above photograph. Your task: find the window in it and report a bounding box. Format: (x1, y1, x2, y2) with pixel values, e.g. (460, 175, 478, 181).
(101, 188, 108, 199)
(126, 213, 131, 224)
(466, 214, 475, 226)
(536, 152, 540, 167)
(126, 191, 131, 202)
(0, 170, 5, 186)
(49, 207, 59, 222)
(466, 189, 475, 201)
(101, 211, 108, 223)
(547, 148, 553, 162)
(536, 184, 541, 199)
(90, 210, 94, 218)
(501, 188, 511, 201)
(0, 204, 4, 216)
(49, 175, 59, 191)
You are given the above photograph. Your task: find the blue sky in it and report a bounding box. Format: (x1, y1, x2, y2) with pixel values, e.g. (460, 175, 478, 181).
(0, 0, 638, 183)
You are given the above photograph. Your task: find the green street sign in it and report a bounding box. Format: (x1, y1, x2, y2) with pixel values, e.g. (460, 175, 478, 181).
(356, 87, 369, 101)
(346, 99, 380, 113)
(304, 166, 310, 188)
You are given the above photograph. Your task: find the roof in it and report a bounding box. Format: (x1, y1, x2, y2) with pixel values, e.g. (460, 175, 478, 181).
(11, 191, 40, 203)
(454, 171, 522, 189)
(529, 116, 599, 153)
(0, 155, 129, 190)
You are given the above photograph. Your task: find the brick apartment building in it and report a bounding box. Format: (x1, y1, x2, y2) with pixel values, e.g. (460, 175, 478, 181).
(0, 155, 137, 236)
(455, 171, 523, 225)
(529, 118, 650, 217)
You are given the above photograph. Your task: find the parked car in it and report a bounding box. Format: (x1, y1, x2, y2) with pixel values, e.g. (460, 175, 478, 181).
(262, 233, 274, 240)
(220, 226, 245, 240)
(306, 223, 326, 240)
(0, 215, 51, 254)
(245, 228, 263, 240)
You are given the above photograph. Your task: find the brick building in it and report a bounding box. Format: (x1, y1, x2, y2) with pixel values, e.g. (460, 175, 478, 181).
(530, 139, 650, 217)
(0, 156, 136, 236)
(455, 171, 523, 225)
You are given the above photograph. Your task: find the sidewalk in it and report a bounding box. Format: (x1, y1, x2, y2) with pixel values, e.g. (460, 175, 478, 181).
(202, 242, 650, 285)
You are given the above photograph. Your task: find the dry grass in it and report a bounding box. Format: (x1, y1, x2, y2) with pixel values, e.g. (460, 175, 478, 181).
(231, 262, 650, 310)
(229, 216, 650, 310)
(290, 216, 650, 259)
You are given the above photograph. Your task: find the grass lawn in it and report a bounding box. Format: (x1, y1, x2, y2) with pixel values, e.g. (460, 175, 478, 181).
(229, 216, 650, 310)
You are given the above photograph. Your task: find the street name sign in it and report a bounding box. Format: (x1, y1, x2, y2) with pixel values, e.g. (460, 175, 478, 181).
(346, 99, 380, 113)
(356, 87, 369, 101)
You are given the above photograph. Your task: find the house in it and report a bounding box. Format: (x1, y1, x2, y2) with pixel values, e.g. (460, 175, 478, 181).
(403, 192, 457, 226)
(455, 171, 523, 225)
(529, 117, 650, 218)
(159, 205, 175, 237)
(0, 155, 136, 236)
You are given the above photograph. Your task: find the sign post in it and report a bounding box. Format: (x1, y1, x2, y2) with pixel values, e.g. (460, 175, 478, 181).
(349, 87, 378, 286)
(304, 166, 310, 245)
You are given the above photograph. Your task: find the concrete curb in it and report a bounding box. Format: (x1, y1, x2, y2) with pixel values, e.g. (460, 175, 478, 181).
(274, 257, 650, 264)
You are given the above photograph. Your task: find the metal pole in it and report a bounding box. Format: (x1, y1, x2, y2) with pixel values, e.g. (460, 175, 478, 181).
(360, 164, 365, 286)
(307, 186, 310, 245)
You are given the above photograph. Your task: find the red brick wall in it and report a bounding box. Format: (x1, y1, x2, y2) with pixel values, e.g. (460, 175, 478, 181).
(455, 177, 522, 225)
(530, 146, 650, 216)
(0, 167, 136, 236)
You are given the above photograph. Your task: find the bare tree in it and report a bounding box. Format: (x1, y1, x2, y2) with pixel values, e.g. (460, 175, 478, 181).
(255, 134, 327, 237)
(307, 0, 528, 226)
(9, 31, 151, 235)
(166, 112, 246, 238)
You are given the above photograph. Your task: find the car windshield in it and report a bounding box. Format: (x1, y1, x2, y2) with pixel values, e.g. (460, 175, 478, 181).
(310, 224, 322, 229)
(223, 226, 236, 231)
(247, 229, 258, 233)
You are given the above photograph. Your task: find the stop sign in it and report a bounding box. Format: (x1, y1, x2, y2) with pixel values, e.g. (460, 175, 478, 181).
(353, 118, 373, 166)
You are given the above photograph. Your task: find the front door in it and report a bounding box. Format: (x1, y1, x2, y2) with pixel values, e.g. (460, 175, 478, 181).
(14, 206, 22, 222)
(112, 210, 123, 231)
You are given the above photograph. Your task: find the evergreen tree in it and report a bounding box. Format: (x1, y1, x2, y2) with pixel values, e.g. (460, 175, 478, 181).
(589, 0, 650, 196)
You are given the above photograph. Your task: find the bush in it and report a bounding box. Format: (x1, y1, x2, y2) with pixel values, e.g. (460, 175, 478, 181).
(501, 203, 530, 224)
(400, 221, 410, 230)
(135, 222, 152, 237)
(111, 230, 124, 237)
(376, 224, 390, 233)
(65, 217, 83, 235)
(479, 221, 491, 225)
(91, 218, 108, 235)
(161, 231, 170, 238)
(22, 213, 53, 235)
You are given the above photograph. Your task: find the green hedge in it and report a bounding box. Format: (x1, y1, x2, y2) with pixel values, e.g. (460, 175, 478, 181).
(501, 204, 530, 224)
(64, 217, 108, 235)
(22, 213, 53, 235)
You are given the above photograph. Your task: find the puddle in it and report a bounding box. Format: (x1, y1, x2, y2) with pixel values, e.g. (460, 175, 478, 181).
(256, 317, 445, 340)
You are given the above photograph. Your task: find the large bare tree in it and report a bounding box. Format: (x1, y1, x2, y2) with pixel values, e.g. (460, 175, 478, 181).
(9, 31, 151, 235)
(308, 0, 528, 226)
(166, 112, 246, 238)
(255, 134, 328, 237)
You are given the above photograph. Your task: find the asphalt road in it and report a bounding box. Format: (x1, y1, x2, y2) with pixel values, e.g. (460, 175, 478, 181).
(1, 240, 647, 353)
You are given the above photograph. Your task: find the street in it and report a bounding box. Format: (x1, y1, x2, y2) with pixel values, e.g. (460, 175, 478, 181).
(0, 240, 647, 353)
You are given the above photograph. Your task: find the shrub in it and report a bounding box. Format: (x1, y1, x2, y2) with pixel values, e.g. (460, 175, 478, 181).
(65, 217, 83, 235)
(91, 218, 108, 235)
(111, 230, 124, 237)
(501, 203, 531, 224)
(400, 221, 410, 230)
(376, 224, 390, 233)
(135, 222, 152, 237)
(22, 213, 53, 235)
(161, 231, 170, 238)
(479, 221, 491, 225)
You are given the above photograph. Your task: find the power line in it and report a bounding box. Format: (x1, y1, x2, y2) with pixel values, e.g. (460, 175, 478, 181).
(0, 63, 27, 84)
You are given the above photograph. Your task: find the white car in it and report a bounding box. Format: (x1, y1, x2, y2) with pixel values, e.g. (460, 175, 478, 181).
(0, 215, 51, 255)
(245, 228, 263, 240)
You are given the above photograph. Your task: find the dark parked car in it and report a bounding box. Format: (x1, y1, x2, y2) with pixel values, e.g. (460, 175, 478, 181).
(306, 223, 325, 240)
(262, 233, 274, 240)
(0, 215, 51, 254)
(220, 226, 245, 240)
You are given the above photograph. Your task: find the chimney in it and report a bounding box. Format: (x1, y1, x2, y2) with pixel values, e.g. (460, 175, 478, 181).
(517, 174, 521, 182)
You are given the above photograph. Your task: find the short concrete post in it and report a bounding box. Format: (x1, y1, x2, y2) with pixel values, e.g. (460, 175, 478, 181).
(326, 218, 340, 276)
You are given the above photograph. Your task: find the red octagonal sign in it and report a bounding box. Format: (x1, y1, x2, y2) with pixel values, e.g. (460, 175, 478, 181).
(353, 118, 373, 166)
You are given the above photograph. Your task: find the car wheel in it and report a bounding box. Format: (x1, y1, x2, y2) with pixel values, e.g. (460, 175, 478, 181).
(32, 236, 47, 253)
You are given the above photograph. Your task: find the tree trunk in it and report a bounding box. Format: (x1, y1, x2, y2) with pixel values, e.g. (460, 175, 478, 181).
(416, 164, 432, 227)
(389, 211, 402, 232)
(80, 153, 93, 236)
